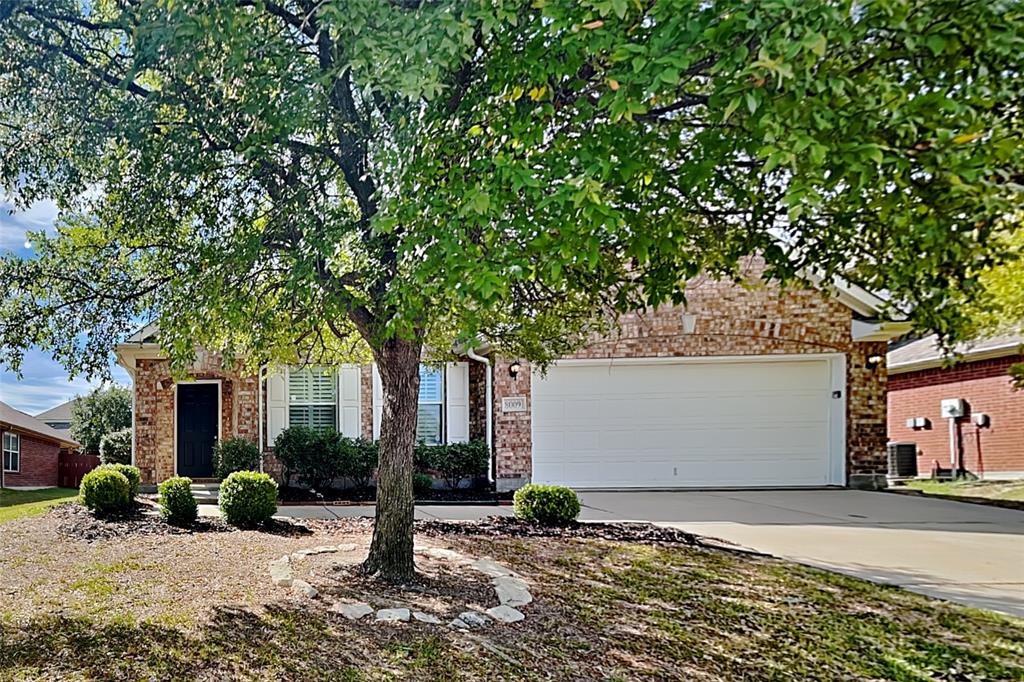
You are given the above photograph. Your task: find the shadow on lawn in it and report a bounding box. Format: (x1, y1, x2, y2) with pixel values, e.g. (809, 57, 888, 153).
(0, 604, 479, 681)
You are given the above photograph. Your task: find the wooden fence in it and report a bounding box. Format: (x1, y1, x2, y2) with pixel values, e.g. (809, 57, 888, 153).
(58, 451, 101, 488)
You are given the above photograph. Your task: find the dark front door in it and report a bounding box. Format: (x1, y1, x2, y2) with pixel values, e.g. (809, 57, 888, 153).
(177, 383, 218, 478)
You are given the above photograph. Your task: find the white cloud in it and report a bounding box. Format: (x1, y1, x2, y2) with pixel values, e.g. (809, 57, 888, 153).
(0, 198, 59, 252)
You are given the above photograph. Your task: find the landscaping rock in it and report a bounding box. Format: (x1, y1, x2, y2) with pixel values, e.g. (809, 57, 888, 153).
(269, 557, 293, 587)
(486, 605, 525, 623)
(449, 617, 470, 629)
(417, 547, 466, 562)
(291, 579, 318, 598)
(375, 608, 411, 622)
(470, 558, 515, 578)
(293, 545, 338, 558)
(334, 543, 358, 552)
(493, 576, 532, 606)
(332, 602, 374, 620)
(457, 611, 490, 628)
(412, 611, 441, 624)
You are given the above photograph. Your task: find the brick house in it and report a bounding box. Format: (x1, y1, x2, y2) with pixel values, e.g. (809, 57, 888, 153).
(887, 334, 1024, 479)
(116, 266, 909, 491)
(0, 400, 81, 488)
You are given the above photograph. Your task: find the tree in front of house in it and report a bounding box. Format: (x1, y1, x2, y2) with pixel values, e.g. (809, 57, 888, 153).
(70, 386, 131, 456)
(1, 1, 1022, 582)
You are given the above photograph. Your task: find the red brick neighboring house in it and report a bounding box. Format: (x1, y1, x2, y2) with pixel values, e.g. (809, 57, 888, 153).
(887, 334, 1024, 479)
(117, 264, 910, 492)
(0, 400, 81, 488)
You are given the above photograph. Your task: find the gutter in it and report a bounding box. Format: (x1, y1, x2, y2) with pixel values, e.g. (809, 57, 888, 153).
(888, 342, 1024, 375)
(465, 348, 494, 483)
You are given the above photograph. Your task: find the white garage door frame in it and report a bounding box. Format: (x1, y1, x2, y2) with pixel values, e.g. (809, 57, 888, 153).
(531, 353, 847, 488)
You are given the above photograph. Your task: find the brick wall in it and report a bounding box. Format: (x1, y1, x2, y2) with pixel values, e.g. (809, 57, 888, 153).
(888, 355, 1024, 476)
(490, 269, 889, 489)
(132, 352, 259, 485)
(0, 431, 59, 487)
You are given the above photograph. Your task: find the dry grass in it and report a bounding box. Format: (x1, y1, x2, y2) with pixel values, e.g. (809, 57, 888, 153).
(0, 504, 1021, 681)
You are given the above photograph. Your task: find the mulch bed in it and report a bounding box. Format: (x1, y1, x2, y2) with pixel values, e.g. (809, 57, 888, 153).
(51, 502, 311, 541)
(414, 516, 712, 546)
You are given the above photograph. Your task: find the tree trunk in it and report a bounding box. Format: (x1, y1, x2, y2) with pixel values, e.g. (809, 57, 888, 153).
(362, 335, 422, 583)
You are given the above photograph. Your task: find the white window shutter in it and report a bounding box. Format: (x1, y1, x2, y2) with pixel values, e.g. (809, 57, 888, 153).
(338, 364, 362, 439)
(372, 363, 382, 440)
(266, 367, 288, 446)
(445, 361, 470, 443)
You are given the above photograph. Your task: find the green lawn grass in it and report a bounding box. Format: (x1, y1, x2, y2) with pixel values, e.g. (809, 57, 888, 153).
(902, 478, 1024, 502)
(0, 487, 78, 524)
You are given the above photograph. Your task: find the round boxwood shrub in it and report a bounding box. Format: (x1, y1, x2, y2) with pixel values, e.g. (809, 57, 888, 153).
(101, 463, 141, 500)
(80, 467, 131, 515)
(212, 437, 261, 479)
(219, 471, 278, 527)
(98, 428, 132, 465)
(158, 476, 198, 525)
(413, 472, 433, 498)
(513, 484, 581, 526)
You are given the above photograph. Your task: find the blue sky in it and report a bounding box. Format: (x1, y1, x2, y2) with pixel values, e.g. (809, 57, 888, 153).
(0, 199, 130, 415)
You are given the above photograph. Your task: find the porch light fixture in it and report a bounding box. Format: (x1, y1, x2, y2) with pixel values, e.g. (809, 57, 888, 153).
(508, 360, 522, 379)
(866, 354, 883, 370)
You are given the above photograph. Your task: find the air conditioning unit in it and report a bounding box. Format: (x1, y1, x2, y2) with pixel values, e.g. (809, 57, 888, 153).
(887, 442, 918, 479)
(940, 398, 965, 418)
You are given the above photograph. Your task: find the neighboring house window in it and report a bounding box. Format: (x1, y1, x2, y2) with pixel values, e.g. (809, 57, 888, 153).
(2, 432, 19, 473)
(288, 367, 337, 430)
(417, 365, 444, 445)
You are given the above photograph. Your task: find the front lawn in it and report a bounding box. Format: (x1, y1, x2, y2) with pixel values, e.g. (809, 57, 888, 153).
(900, 478, 1024, 503)
(0, 504, 1021, 681)
(0, 487, 78, 525)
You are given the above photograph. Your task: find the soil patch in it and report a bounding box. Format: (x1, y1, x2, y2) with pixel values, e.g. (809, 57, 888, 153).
(415, 516, 713, 546)
(52, 502, 311, 541)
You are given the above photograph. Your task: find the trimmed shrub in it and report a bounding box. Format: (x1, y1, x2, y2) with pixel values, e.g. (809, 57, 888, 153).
(99, 428, 133, 465)
(341, 437, 378, 488)
(513, 484, 581, 526)
(102, 463, 141, 499)
(80, 467, 131, 515)
(274, 426, 343, 491)
(425, 440, 489, 490)
(219, 471, 278, 527)
(158, 476, 198, 525)
(213, 437, 261, 479)
(413, 472, 434, 498)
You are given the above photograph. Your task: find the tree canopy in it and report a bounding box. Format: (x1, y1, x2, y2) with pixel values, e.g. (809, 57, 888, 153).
(70, 385, 132, 456)
(1, 0, 1022, 579)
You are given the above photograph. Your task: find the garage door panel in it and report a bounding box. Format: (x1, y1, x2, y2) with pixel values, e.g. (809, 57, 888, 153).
(531, 359, 837, 488)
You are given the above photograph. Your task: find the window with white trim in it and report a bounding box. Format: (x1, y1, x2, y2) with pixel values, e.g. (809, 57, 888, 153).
(288, 367, 337, 430)
(416, 365, 444, 445)
(2, 432, 19, 473)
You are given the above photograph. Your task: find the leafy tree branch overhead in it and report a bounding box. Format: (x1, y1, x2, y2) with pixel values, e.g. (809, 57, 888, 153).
(1, 0, 1022, 580)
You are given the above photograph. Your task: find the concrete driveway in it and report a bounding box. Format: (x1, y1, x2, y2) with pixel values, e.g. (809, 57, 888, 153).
(574, 490, 1024, 618)
(215, 489, 1023, 617)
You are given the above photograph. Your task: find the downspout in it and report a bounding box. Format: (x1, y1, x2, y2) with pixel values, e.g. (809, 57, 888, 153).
(258, 365, 265, 474)
(466, 348, 494, 483)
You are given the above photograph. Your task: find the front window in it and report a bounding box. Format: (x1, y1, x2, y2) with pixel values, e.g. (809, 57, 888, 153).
(417, 365, 444, 445)
(2, 432, 20, 472)
(288, 367, 337, 430)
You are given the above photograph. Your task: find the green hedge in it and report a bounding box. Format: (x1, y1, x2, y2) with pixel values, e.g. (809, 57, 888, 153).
(219, 471, 278, 526)
(158, 476, 198, 525)
(100, 463, 141, 499)
(80, 467, 131, 515)
(98, 428, 132, 465)
(417, 440, 489, 490)
(274, 427, 378, 491)
(513, 484, 581, 526)
(212, 437, 261, 479)
(413, 472, 434, 497)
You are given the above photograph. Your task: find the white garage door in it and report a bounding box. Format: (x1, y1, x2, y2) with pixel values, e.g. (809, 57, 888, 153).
(531, 357, 843, 488)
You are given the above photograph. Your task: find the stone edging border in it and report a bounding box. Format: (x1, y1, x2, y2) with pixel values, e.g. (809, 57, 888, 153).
(268, 544, 532, 629)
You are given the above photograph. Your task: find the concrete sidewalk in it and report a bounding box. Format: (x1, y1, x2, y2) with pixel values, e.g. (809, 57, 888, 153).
(200, 489, 1024, 617)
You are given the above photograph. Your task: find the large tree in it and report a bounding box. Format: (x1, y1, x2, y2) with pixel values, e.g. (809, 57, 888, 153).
(1, 0, 1021, 581)
(70, 385, 132, 456)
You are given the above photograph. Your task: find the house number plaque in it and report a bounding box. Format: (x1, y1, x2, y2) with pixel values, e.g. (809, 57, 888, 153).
(501, 396, 527, 413)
